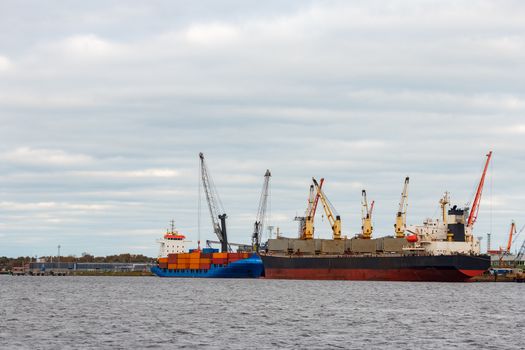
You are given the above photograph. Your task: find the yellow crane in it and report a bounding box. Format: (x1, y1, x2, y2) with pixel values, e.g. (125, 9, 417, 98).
(395, 177, 409, 238)
(361, 190, 373, 239)
(313, 178, 341, 240)
(301, 179, 324, 240)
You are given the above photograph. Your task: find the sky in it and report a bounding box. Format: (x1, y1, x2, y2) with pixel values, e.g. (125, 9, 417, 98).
(1, 0, 524, 257)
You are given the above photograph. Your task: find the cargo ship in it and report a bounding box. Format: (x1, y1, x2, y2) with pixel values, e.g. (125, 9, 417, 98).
(151, 222, 263, 278)
(261, 153, 493, 282)
(260, 202, 491, 281)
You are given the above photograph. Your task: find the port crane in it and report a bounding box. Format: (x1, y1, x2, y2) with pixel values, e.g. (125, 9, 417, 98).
(361, 190, 373, 239)
(199, 152, 229, 252)
(395, 177, 409, 238)
(467, 151, 492, 228)
(313, 178, 341, 240)
(252, 169, 271, 252)
(296, 179, 323, 239)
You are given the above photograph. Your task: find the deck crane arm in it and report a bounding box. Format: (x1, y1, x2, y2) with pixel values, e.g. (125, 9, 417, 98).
(395, 177, 409, 238)
(506, 221, 516, 253)
(313, 178, 341, 240)
(252, 169, 271, 251)
(467, 151, 492, 228)
(361, 190, 373, 239)
(199, 152, 229, 252)
(515, 239, 525, 262)
(303, 179, 323, 239)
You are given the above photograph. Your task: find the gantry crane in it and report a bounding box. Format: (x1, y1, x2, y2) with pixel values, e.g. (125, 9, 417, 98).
(395, 177, 409, 238)
(252, 169, 271, 252)
(313, 178, 341, 240)
(361, 190, 373, 239)
(467, 151, 492, 229)
(199, 152, 229, 252)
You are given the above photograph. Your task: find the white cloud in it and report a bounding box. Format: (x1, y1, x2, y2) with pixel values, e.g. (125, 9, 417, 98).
(71, 169, 180, 178)
(0, 201, 114, 211)
(59, 34, 125, 59)
(0, 55, 12, 72)
(184, 22, 240, 45)
(1, 147, 93, 166)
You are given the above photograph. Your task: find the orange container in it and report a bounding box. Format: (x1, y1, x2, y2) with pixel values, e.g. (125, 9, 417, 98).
(189, 263, 200, 270)
(199, 264, 211, 270)
(212, 252, 228, 259)
(158, 262, 168, 269)
(189, 252, 201, 258)
(168, 264, 177, 270)
(212, 258, 228, 265)
(199, 258, 211, 264)
(158, 257, 168, 263)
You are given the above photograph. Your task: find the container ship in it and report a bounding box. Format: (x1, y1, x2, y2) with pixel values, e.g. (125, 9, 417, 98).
(260, 152, 493, 282)
(151, 222, 263, 278)
(151, 153, 267, 278)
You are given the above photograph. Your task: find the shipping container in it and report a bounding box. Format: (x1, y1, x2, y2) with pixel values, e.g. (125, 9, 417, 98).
(212, 258, 228, 265)
(202, 248, 219, 254)
(199, 264, 211, 270)
(168, 264, 177, 270)
(158, 257, 168, 263)
(212, 252, 228, 259)
(158, 262, 168, 269)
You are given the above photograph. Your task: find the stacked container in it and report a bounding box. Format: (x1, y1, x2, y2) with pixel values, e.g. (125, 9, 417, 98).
(189, 251, 200, 270)
(158, 257, 168, 269)
(212, 252, 228, 265)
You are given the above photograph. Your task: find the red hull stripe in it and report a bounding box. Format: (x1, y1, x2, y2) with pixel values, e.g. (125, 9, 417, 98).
(264, 268, 486, 282)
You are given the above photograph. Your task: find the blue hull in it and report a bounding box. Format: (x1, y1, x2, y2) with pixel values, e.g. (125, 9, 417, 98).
(151, 254, 264, 278)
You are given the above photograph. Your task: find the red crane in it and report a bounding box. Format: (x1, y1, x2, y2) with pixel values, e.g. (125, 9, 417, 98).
(467, 151, 492, 228)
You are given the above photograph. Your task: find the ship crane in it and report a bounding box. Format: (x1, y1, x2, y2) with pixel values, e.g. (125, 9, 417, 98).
(313, 178, 341, 240)
(361, 190, 373, 239)
(395, 177, 409, 238)
(199, 152, 229, 252)
(514, 239, 525, 264)
(252, 169, 271, 252)
(297, 179, 323, 239)
(467, 151, 492, 228)
(506, 221, 516, 254)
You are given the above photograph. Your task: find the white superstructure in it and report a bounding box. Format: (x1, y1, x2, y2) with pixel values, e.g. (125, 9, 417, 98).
(157, 221, 191, 257)
(404, 193, 481, 255)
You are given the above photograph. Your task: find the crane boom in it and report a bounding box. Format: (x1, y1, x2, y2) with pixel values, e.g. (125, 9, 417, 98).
(395, 177, 409, 238)
(467, 151, 492, 228)
(303, 179, 323, 239)
(252, 169, 271, 251)
(506, 221, 516, 253)
(199, 152, 228, 252)
(313, 178, 341, 240)
(361, 190, 373, 239)
(515, 239, 525, 262)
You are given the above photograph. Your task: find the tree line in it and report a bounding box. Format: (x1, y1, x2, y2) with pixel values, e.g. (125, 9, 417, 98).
(0, 253, 155, 270)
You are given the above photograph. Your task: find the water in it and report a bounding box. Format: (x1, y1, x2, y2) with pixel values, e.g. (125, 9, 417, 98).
(1, 276, 523, 349)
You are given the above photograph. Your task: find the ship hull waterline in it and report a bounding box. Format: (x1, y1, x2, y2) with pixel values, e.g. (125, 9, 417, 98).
(261, 254, 490, 282)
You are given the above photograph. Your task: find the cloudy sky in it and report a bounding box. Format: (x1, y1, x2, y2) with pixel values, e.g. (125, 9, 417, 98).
(1, 1, 524, 257)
